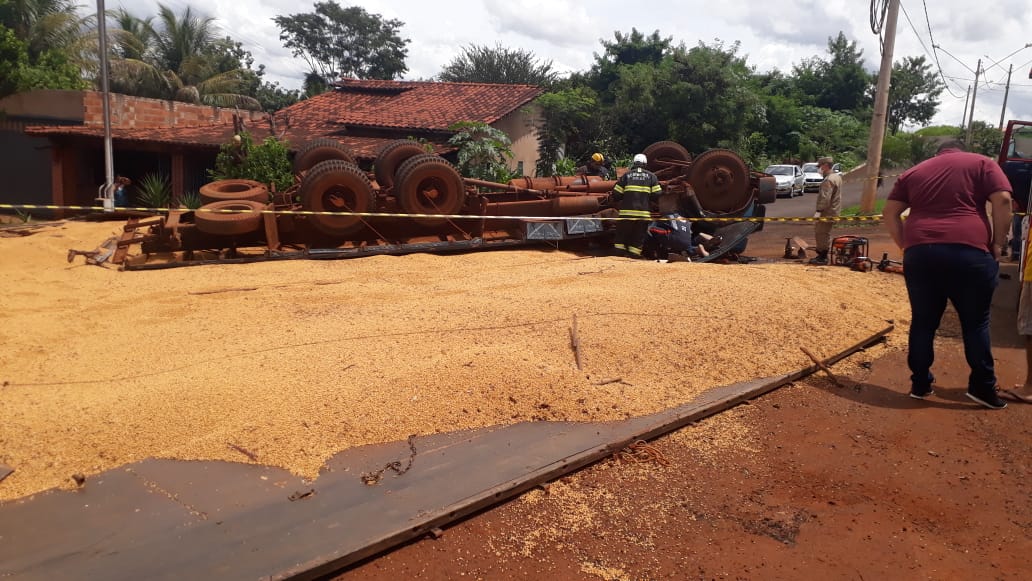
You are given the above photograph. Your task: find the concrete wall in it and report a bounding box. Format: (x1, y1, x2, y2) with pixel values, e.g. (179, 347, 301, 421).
(492, 104, 542, 177)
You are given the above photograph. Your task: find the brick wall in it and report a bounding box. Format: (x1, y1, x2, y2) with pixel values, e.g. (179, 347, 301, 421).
(82, 91, 267, 129)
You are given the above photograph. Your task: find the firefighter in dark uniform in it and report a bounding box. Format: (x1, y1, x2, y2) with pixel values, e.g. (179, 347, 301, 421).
(585, 152, 612, 180)
(612, 153, 663, 258)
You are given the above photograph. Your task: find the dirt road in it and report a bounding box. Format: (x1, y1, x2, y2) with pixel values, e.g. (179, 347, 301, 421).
(339, 223, 1032, 581)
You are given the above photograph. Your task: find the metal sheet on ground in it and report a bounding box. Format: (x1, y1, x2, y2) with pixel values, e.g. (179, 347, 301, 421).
(0, 326, 889, 581)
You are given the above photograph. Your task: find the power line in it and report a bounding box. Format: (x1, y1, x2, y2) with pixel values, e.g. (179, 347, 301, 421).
(899, 1, 964, 98)
(918, 0, 965, 98)
(871, 0, 889, 35)
(942, 74, 1032, 88)
(932, 44, 977, 75)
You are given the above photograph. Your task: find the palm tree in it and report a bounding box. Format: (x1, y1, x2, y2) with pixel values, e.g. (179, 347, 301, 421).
(110, 7, 153, 62)
(106, 4, 259, 109)
(1, 0, 93, 67)
(152, 4, 213, 74)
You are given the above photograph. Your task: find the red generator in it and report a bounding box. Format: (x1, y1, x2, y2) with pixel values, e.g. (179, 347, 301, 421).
(831, 235, 872, 271)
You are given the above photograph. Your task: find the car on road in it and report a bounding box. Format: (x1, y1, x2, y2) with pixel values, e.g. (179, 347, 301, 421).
(801, 162, 823, 192)
(764, 164, 804, 197)
(801, 162, 843, 193)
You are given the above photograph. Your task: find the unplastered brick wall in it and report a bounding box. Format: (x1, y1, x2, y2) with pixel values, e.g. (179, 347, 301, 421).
(82, 91, 267, 129)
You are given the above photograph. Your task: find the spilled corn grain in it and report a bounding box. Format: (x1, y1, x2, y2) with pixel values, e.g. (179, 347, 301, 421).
(0, 221, 909, 501)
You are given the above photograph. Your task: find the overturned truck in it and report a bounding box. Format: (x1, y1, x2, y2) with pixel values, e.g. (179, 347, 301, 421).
(109, 139, 775, 269)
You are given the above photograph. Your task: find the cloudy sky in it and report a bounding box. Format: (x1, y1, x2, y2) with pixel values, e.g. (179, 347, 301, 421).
(115, 0, 1032, 129)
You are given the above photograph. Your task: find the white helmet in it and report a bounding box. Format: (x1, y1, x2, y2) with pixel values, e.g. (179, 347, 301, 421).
(633, 153, 647, 166)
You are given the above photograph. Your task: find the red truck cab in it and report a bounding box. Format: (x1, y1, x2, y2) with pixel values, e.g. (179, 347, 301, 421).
(999, 121, 1032, 209)
(1000, 121, 1032, 257)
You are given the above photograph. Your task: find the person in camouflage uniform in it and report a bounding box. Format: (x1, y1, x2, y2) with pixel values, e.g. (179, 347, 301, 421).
(809, 156, 843, 265)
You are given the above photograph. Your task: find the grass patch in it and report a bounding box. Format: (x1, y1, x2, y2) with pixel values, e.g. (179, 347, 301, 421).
(841, 199, 886, 216)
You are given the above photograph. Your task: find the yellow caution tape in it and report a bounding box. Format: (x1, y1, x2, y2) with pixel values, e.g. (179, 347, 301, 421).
(1, 203, 1024, 222)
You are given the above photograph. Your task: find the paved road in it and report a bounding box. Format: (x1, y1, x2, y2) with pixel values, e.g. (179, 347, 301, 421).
(764, 172, 898, 218)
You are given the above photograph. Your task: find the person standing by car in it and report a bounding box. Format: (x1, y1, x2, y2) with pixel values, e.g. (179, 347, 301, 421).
(883, 139, 1013, 409)
(808, 156, 842, 265)
(612, 153, 662, 258)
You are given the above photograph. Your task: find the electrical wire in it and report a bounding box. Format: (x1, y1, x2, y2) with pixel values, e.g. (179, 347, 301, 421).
(871, 0, 889, 35)
(899, 1, 964, 98)
(919, 0, 966, 98)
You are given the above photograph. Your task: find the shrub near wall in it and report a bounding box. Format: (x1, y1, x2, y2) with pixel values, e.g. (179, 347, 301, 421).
(210, 132, 294, 192)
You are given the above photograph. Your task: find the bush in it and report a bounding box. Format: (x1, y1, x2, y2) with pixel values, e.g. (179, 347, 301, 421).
(881, 133, 911, 167)
(136, 173, 170, 211)
(179, 190, 202, 210)
(210, 132, 294, 192)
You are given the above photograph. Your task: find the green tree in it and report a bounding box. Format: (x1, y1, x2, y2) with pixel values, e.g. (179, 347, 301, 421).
(795, 106, 867, 169)
(589, 28, 672, 98)
(886, 55, 943, 133)
(447, 121, 514, 182)
(819, 32, 872, 112)
(0, 20, 85, 98)
(110, 7, 154, 61)
(107, 4, 260, 109)
(274, 1, 408, 85)
(0, 0, 85, 62)
(533, 87, 604, 176)
(790, 33, 872, 114)
(960, 121, 1002, 157)
(755, 93, 805, 159)
(151, 3, 214, 73)
(438, 43, 557, 86)
(659, 40, 762, 153)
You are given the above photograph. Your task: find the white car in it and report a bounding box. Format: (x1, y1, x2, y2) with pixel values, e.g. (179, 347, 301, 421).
(764, 164, 804, 197)
(802, 162, 843, 193)
(802, 162, 823, 192)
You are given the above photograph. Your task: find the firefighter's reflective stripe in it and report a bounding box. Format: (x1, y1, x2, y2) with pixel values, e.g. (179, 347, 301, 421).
(615, 184, 661, 194)
(618, 209, 651, 218)
(627, 245, 643, 256)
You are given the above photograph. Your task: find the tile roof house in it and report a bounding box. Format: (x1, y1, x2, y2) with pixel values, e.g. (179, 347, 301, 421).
(6, 79, 544, 216)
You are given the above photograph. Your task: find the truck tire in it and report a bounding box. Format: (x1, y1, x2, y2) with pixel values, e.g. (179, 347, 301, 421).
(293, 139, 357, 174)
(195, 200, 266, 236)
(394, 154, 466, 227)
(298, 160, 376, 237)
(688, 148, 751, 214)
(199, 179, 269, 204)
(643, 141, 692, 175)
(374, 140, 428, 189)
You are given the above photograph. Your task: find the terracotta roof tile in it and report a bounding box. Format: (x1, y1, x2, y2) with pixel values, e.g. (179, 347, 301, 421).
(24, 80, 540, 156)
(24, 122, 451, 159)
(280, 78, 543, 131)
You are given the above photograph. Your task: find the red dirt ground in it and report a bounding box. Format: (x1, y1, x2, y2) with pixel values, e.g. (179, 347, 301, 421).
(336, 222, 1032, 580)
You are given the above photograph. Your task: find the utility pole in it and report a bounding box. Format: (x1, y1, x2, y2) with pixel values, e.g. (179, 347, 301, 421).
(960, 85, 971, 130)
(860, 0, 900, 214)
(965, 59, 982, 145)
(999, 64, 1013, 130)
(96, 0, 115, 212)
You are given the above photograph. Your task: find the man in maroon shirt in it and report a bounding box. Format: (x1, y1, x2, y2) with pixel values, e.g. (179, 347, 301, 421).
(884, 140, 1013, 409)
